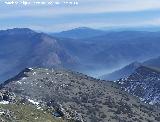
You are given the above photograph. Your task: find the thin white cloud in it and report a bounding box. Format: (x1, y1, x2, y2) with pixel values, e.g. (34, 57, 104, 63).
(28, 17, 160, 32)
(145, 18, 160, 25)
(0, 0, 160, 31)
(0, 0, 160, 18)
(1, 18, 160, 32)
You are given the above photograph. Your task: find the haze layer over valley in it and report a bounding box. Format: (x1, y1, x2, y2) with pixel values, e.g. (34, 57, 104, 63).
(1, 27, 160, 82)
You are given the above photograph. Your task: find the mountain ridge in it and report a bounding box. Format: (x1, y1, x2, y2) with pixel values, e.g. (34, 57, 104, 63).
(1, 28, 160, 82)
(100, 62, 142, 80)
(100, 56, 160, 81)
(51, 27, 106, 39)
(1, 67, 160, 122)
(116, 65, 160, 106)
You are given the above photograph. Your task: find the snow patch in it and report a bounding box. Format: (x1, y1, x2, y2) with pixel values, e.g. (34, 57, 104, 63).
(37, 106, 42, 109)
(17, 81, 22, 84)
(33, 72, 37, 75)
(28, 68, 34, 71)
(28, 99, 39, 105)
(0, 101, 9, 104)
(21, 77, 27, 80)
(0, 111, 5, 115)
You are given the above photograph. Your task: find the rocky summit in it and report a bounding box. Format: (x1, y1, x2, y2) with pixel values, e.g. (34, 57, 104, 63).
(0, 68, 159, 122)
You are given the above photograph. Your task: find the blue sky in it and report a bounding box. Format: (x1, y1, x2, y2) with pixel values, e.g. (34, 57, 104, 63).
(0, 0, 160, 32)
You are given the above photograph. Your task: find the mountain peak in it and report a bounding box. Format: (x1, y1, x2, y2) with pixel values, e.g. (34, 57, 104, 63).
(73, 27, 97, 31)
(8, 28, 33, 31)
(75, 26, 91, 29)
(51, 27, 105, 39)
(0, 28, 36, 36)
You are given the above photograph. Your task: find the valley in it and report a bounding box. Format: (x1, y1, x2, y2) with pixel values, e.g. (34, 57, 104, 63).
(0, 27, 160, 122)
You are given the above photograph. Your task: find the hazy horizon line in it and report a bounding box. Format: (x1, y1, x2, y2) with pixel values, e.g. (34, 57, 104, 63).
(1, 25, 160, 33)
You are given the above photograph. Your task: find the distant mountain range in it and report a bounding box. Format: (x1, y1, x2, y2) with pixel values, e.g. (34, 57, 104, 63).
(51, 27, 106, 39)
(1, 67, 160, 122)
(100, 62, 142, 80)
(100, 56, 160, 80)
(101, 26, 160, 32)
(57, 29, 160, 76)
(1, 27, 160, 81)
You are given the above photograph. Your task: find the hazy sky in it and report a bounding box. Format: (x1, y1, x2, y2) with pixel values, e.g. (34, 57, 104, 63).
(0, 0, 160, 32)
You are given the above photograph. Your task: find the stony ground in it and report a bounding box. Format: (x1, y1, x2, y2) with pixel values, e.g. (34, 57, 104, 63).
(0, 102, 63, 122)
(116, 66, 160, 106)
(0, 68, 160, 122)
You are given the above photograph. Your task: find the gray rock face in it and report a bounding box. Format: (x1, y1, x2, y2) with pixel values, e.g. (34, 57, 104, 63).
(116, 66, 160, 105)
(0, 90, 15, 102)
(1, 68, 160, 122)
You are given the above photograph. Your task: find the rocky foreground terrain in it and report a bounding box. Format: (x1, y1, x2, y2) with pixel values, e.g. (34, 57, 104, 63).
(0, 90, 63, 122)
(0, 68, 160, 122)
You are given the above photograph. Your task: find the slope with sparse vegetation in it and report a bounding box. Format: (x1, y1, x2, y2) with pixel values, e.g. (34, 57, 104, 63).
(0, 68, 159, 122)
